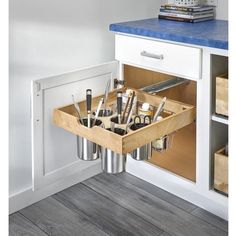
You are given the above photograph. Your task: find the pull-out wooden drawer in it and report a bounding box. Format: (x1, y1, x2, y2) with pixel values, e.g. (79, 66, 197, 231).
(115, 34, 201, 81)
(53, 88, 195, 154)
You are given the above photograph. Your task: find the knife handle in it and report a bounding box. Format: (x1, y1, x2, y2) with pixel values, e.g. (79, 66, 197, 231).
(117, 91, 122, 116)
(86, 89, 92, 112)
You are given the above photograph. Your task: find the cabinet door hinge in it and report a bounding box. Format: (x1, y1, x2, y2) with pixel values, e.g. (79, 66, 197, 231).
(35, 82, 41, 92)
(114, 78, 125, 89)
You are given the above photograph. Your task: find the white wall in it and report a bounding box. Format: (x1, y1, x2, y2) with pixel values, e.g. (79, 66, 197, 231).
(215, 0, 228, 20)
(9, 0, 159, 196)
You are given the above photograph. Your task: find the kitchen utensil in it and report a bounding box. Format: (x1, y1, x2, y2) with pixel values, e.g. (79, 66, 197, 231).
(110, 121, 115, 132)
(117, 91, 122, 124)
(125, 91, 135, 123)
(110, 91, 134, 130)
(153, 97, 166, 122)
(123, 91, 135, 123)
(96, 109, 113, 117)
(72, 95, 84, 125)
(101, 128, 127, 174)
(86, 89, 92, 128)
(133, 115, 151, 129)
(121, 91, 132, 123)
(93, 97, 104, 126)
(110, 116, 133, 132)
(129, 116, 152, 160)
(123, 101, 135, 135)
(103, 80, 111, 116)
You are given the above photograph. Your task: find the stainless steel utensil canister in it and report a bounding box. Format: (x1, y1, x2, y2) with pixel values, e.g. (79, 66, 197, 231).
(77, 118, 103, 161)
(101, 128, 127, 174)
(129, 122, 152, 161)
(131, 142, 152, 161)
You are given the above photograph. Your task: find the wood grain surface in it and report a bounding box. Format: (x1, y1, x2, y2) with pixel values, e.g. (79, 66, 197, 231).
(54, 183, 163, 236)
(83, 173, 227, 236)
(9, 213, 48, 236)
(115, 172, 197, 213)
(19, 197, 108, 236)
(9, 173, 228, 236)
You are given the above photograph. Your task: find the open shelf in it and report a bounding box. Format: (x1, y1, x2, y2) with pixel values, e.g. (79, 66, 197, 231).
(210, 54, 228, 196)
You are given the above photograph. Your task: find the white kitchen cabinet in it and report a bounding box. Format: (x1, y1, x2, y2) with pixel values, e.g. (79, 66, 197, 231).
(114, 34, 228, 220)
(31, 33, 228, 220)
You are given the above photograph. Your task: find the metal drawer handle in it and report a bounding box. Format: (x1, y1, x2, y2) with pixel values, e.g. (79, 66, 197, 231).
(140, 51, 164, 60)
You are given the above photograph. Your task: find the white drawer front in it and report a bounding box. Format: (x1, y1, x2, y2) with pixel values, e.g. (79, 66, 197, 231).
(115, 35, 201, 81)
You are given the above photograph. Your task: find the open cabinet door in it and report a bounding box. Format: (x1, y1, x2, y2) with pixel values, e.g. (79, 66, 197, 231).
(31, 61, 118, 191)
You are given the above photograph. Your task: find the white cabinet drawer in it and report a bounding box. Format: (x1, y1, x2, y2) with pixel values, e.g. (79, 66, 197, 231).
(115, 34, 201, 81)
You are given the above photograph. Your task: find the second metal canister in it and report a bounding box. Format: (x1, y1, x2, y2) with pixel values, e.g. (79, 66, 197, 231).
(101, 150, 126, 174)
(131, 143, 152, 161)
(101, 128, 127, 174)
(129, 122, 152, 161)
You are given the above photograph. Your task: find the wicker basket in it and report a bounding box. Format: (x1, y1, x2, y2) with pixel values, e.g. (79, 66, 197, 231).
(174, 0, 200, 6)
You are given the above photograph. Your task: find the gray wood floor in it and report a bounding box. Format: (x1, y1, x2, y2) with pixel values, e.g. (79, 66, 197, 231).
(9, 172, 228, 236)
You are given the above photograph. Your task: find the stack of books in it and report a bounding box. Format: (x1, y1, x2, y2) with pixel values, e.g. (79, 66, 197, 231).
(158, 4, 215, 23)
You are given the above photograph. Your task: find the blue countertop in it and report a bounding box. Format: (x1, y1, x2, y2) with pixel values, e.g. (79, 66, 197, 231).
(109, 18, 228, 50)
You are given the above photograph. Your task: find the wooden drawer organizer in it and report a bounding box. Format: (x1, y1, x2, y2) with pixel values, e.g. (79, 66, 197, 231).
(53, 87, 196, 154)
(214, 147, 228, 195)
(216, 73, 228, 117)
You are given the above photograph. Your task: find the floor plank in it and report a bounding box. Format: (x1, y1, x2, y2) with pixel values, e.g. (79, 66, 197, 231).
(20, 196, 108, 236)
(54, 183, 163, 236)
(191, 207, 228, 232)
(115, 172, 197, 213)
(12, 172, 228, 236)
(160, 232, 172, 236)
(83, 173, 227, 236)
(9, 212, 48, 236)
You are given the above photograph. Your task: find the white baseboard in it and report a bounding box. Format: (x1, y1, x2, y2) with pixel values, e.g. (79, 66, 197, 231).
(9, 163, 101, 214)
